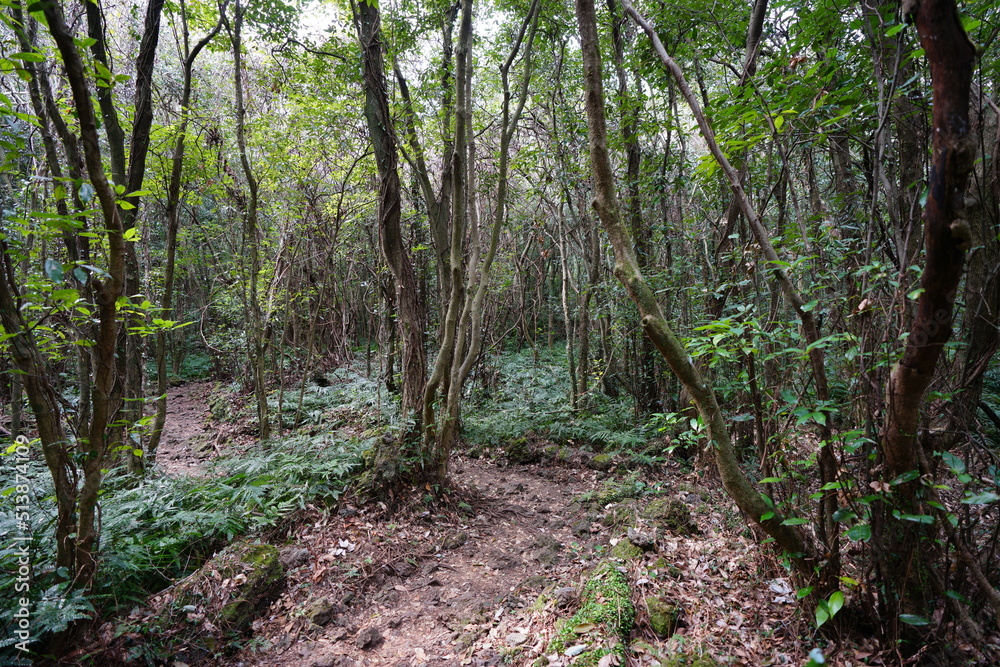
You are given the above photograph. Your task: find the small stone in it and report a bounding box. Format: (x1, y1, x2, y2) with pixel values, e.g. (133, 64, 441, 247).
(506, 632, 528, 646)
(279, 547, 311, 569)
(588, 453, 614, 471)
(441, 531, 469, 550)
(355, 626, 382, 649)
(553, 587, 577, 608)
(647, 596, 681, 638)
(627, 527, 656, 550)
(310, 654, 337, 667)
(571, 520, 592, 537)
(302, 598, 335, 626)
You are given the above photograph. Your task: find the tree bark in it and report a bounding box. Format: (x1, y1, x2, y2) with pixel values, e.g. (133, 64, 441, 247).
(879, 0, 976, 640)
(355, 0, 428, 490)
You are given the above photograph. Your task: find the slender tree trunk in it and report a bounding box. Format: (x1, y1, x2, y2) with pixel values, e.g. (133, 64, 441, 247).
(355, 0, 428, 490)
(225, 0, 270, 440)
(878, 0, 976, 643)
(579, 0, 822, 577)
(149, 1, 223, 458)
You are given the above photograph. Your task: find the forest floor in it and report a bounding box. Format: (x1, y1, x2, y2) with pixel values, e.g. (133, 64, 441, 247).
(152, 384, 927, 667)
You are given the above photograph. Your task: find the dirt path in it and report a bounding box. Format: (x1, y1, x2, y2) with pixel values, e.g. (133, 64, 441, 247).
(155, 382, 214, 476)
(225, 460, 609, 667)
(152, 386, 889, 667)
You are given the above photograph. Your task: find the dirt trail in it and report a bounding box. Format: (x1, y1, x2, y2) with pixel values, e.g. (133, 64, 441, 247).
(227, 460, 608, 667)
(154, 385, 861, 667)
(156, 382, 214, 476)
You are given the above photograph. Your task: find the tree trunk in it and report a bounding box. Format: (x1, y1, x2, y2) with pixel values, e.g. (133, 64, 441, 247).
(576, 0, 816, 576)
(149, 0, 224, 459)
(878, 0, 976, 642)
(355, 0, 428, 491)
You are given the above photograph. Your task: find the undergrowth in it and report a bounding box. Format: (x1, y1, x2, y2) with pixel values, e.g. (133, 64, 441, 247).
(0, 432, 370, 662)
(463, 346, 657, 453)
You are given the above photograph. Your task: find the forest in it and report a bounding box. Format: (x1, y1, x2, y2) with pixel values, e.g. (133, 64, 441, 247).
(0, 0, 998, 663)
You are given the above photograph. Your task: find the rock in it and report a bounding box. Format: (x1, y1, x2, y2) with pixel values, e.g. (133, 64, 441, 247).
(441, 531, 469, 550)
(507, 632, 529, 646)
(571, 520, 592, 537)
(279, 547, 311, 569)
(553, 586, 577, 608)
(653, 558, 683, 579)
(302, 598, 335, 626)
(505, 437, 539, 463)
(116, 541, 284, 661)
(587, 453, 615, 471)
(627, 527, 656, 551)
(643, 497, 698, 535)
(355, 626, 382, 649)
(540, 444, 560, 460)
(532, 534, 564, 565)
(646, 596, 681, 638)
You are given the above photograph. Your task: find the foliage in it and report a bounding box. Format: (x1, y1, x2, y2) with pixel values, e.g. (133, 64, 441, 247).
(0, 433, 367, 660)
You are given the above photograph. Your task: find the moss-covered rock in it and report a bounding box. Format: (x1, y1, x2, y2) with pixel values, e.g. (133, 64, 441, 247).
(659, 653, 720, 667)
(646, 596, 681, 637)
(114, 541, 285, 663)
(547, 561, 634, 666)
(505, 436, 540, 463)
(643, 497, 698, 535)
(587, 453, 615, 471)
(610, 538, 643, 560)
(540, 444, 560, 460)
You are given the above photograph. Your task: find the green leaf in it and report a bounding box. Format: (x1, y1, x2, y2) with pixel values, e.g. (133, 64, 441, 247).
(961, 492, 1000, 505)
(827, 591, 844, 616)
(44, 258, 64, 282)
(940, 451, 965, 474)
(886, 23, 905, 37)
(79, 182, 95, 203)
(760, 511, 774, 521)
(897, 513, 934, 524)
(796, 586, 813, 599)
(845, 524, 872, 542)
(781, 517, 808, 526)
(9, 52, 45, 62)
(891, 470, 920, 485)
(815, 605, 830, 627)
(123, 227, 140, 241)
(899, 614, 929, 626)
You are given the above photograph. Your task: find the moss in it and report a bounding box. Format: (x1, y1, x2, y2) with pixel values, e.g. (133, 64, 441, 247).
(610, 538, 643, 560)
(541, 444, 560, 460)
(547, 561, 634, 666)
(646, 597, 680, 638)
(643, 497, 696, 535)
